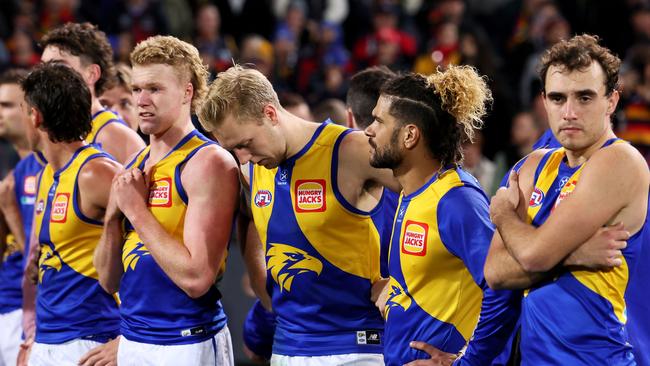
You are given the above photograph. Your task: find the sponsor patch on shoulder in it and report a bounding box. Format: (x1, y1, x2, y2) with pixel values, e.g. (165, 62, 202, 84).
(401, 220, 428, 256)
(24, 176, 37, 195)
(148, 178, 172, 207)
(50, 193, 70, 223)
(295, 179, 326, 212)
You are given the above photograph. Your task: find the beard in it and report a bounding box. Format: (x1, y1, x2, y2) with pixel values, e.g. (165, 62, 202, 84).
(369, 128, 403, 170)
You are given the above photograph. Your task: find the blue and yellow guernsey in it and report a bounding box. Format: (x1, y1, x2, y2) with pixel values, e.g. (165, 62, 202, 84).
(250, 122, 386, 356)
(521, 138, 644, 365)
(384, 167, 517, 366)
(14, 152, 47, 265)
(85, 109, 128, 147)
(33, 145, 119, 344)
(120, 130, 227, 345)
(0, 152, 47, 315)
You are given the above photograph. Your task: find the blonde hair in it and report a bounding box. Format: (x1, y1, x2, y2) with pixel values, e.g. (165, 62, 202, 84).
(130, 36, 209, 113)
(198, 65, 280, 132)
(425, 65, 492, 142)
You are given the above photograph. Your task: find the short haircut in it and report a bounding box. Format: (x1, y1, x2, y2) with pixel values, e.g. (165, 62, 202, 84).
(40, 22, 115, 96)
(22, 62, 92, 143)
(0, 69, 29, 86)
(130, 36, 210, 114)
(538, 34, 621, 96)
(103, 63, 133, 92)
(346, 66, 396, 129)
(381, 66, 492, 166)
(198, 65, 279, 131)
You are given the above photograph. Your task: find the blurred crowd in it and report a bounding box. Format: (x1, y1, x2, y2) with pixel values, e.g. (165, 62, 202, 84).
(1, 0, 650, 195)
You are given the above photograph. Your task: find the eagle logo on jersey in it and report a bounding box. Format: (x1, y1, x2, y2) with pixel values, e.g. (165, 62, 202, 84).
(123, 242, 151, 271)
(385, 278, 411, 319)
(267, 243, 323, 292)
(38, 244, 62, 283)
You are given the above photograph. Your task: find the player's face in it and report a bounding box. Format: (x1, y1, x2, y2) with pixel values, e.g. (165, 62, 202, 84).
(0, 83, 28, 142)
(100, 86, 137, 131)
(365, 95, 403, 169)
(41, 46, 92, 88)
(543, 61, 619, 152)
(131, 63, 190, 136)
(212, 112, 285, 169)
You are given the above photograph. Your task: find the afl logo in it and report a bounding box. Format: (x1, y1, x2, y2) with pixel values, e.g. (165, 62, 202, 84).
(35, 199, 45, 215)
(529, 187, 544, 207)
(254, 190, 272, 207)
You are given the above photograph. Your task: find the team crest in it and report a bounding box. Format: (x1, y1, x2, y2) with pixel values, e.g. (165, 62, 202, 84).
(295, 179, 326, 212)
(254, 190, 272, 207)
(50, 193, 70, 223)
(385, 277, 412, 319)
(529, 187, 544, 207)
(401, 220, 428, 256)
(148, 178, 172, 207)
(24, 176, 37, 195)
(123, 242, 151, 271)
(266, 243, 323, 292)
(38, 244, 62, 283)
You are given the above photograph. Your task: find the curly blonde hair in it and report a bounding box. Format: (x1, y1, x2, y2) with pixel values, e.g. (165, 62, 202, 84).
(425, 65, 492, 142)
(380, 66, 492, 165)
(130, 36, 209, 113)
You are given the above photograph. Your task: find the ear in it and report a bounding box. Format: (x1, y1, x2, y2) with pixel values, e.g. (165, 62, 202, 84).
(346, 108, 356, 129)
(30, 106, 43, 130)
(86, 64, 101, 92)
(403, 124, 420, 150)
(606, 89, 620, 116)
(183, 82, 194, 105)
(263, 104, 279, 126)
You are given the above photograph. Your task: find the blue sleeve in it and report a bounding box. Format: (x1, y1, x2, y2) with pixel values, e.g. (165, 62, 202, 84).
(242, 300, 276, 360)
(375, 189, 399, 278)
(438, 187, 521, 365)
(438, 186, 493, 285)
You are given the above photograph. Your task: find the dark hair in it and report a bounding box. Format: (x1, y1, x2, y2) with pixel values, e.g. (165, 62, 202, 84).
(538, 34, 621, 96)
(278, 92, 308, 109)
(380, 66, 491, 166)
(40, 22, 115, 96)
(22, 62, 92, 143)
(347, 66, 395, 128)
(0, 69, 29, 86)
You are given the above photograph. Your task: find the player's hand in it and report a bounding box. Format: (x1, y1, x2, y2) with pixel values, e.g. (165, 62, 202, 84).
(78, 336, 119, 366)
(105, 171, 125, 222)
(113, 168, 148, 220)
(243, 344, 268, 364)
(564, 223, 629, 269)
(16, 336, 34, 366)
(404, 341, 457, 366)
(490, 170, 520, 224)
(26, 247, 40, 285)
(371, 278, 390, 317)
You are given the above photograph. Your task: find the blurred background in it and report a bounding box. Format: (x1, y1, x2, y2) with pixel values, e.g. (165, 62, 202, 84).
(1, 0, 649, 364)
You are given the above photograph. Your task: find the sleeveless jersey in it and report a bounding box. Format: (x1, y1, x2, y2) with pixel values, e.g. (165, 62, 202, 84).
(384, 167, 517, 365)
(250, 122, 385, 356)
(33, 145, 120, 344)
(85, 109, 128, 147)
(120, 130, 227, 345)
(521, 139, 642, 365)
(0, 152, 46, 314)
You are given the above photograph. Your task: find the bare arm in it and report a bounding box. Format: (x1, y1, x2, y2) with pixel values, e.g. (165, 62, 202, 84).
(491, 144, 648, 272)
(94, 188, 126, 294)
(115, 146, 239, 298)
(0, 174, 25, 252)
(95, 123, 146, 165)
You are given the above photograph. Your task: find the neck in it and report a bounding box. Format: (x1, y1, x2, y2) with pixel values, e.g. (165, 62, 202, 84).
(90, 94, 104, 115)
(148, 116, 195, 162)
(564, 129, 616, 167)
(395, 152, 442, 196)
(42, 140, 85, 171)
(280, 110, 321, 160)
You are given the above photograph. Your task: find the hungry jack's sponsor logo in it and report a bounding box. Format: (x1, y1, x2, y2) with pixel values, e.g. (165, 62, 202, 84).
(401, 220, 428, 256)
(50, 193, 70, 223)
(295, 179, 326, 212)
(148, 178, 172, 207)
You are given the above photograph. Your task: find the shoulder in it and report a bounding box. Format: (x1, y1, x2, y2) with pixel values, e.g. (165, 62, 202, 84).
(337, 129, 367, 155)
(584, 141, 649, 185)
(78, 156, 121, 187)
(181, 143, 239, 188)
